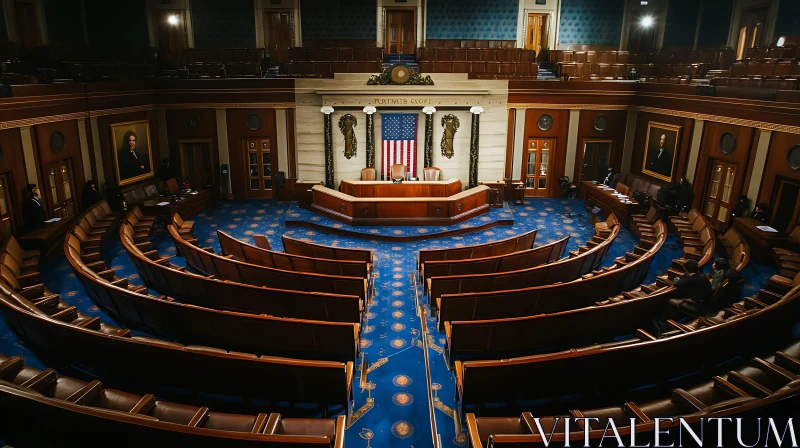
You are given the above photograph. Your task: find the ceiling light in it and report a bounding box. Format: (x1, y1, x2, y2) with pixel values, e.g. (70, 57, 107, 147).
(640, 16, 654, 28)
(167, 15, 179, 26)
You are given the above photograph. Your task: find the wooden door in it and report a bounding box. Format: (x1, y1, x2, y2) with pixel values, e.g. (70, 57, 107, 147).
(735, 7, 768, 60)
(580, 141, 612, 183)
(525, 14, 548, 58)
(385, 10, 415, 54)
(244, 138, 274, 199)
(523, 138, 555, 197)
(0, 173, 16, 241)
(179, 141, 215, 191)
(264, 10, 293, 62)
(45, 160, 76, 219)
(702, 159, 737, 229)
(156, 9, 187, 64)
(770, 178, 800, 233)
(14, 0, 40, 48)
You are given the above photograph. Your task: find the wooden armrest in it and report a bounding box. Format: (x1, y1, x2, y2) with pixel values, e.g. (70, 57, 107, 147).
(110, 278, 129, 288)
(19, 284, 45, 299)
(16, 272, 42, 287)
(50, 306, 78, 322)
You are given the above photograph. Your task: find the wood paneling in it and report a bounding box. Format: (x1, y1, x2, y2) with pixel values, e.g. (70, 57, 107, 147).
(758, 131, 800, 210)
(522, 109, 570, 197)
(691, 122, 755, 220)
(574, 109, 628, 182)
(505, 109, 515, 180)
(629, 112, 694, 188)
(96, 111, 161, 191)
(165, 109, 219, 196)
(32, 121, 86, 214)
(226, 109, 278, 200)
(0, 129, 30, 233)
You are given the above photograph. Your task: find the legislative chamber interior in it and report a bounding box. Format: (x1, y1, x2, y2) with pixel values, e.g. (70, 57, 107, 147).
(0, 0, 799, 447)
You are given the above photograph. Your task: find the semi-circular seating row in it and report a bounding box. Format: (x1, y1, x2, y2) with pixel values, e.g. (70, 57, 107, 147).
(218, 230, 371, 279)
(429, 220, 620, 312)
(121, 223, 362, 324)
(436, 220, 662, 329)
(60, 217, 362, 363)
(466, 342, 800, 447)
(0, 280, 354, 414)
(280, 234, 374, 265)
(168, 217, 368, 301)
(0, 353, 345, 447)
(453, 283, 800, 415)
(417, 228, 537, 271)
(420, 236, 569, 290)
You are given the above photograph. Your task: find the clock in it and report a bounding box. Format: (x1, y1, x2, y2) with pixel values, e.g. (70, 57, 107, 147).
(537, 114, 553, 131)
(720, 132, 736, 155)
(50, 131, 65, 154)
(246, 113, 262, 131)
(184, 115, 199, 130)
(593, 114, 609, 131)
(788, 145, 800, 171)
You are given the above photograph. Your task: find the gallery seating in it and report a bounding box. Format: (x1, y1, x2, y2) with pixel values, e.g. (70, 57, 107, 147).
(0, 280, 355, 414)
(420, 236, 569, 289)
(67, 216, 361, 363)
(168, 216, 368, 301)
(436, 221, 663, 328)
(218, 230, 371, 279)
(429, 224, 619, 312)
(452, 281, 800, 415)
(417, 47, 538, 78)
(280, 47, 383, 77)
(417, 228, 537, 272)
(121, 221, 362, 323)
(466, 343, 799, 447)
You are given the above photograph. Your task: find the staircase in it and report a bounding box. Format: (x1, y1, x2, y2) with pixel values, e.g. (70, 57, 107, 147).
(537, 62, 558, 80)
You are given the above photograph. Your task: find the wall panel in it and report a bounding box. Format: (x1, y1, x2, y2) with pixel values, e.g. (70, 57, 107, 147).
(574, 109, 628, 183)
(32, 120, 86, 213)
(0, 129, 30, 233)
(96, 111, 161, 190)
(522, 109, 570, 197)
(226, 109, 278, 200)
(629, 112, 694, 188)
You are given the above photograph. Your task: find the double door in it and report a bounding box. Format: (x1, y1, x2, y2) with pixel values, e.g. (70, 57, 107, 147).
(523, 138, 555, 197)
(45, 160, 76, 219)
(703, 159, 737, 229)
(385, 10, 415, 54)
(244, 138, 274, 199)
(525, 13, 549, 59)
(264, 10, 293, 62)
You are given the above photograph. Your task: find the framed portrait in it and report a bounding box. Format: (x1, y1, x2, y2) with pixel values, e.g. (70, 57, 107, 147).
(642, 121, 681, 182)
(110, 120, 154, 186)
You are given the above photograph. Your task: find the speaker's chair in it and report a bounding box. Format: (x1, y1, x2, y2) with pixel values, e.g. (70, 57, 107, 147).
(423, 167, 441, 181)
(390, 164, 408, 181)
(360, 167, 377, 181)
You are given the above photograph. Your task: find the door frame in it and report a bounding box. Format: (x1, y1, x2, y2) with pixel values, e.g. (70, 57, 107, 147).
(178, 138, 218, 197)
(576, 139, 614, 185)
(700, 158, 739, 231)
(524, 13, 549, 58)
(769, 177, 800, 232)
(262, 8, 295, 58)
(383, 7, 416, 54)
(242, 137, 276, 200)
(521, 137, 556, 197)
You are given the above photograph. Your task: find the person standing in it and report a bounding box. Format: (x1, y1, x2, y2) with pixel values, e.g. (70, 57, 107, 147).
(601, 167, 616, 187)
(22, 184, 45, 231)
(81, 180, 102, 209)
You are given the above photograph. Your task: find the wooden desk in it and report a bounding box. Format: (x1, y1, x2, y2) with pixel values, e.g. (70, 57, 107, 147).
(311, 185, 490, 226)
(580, 181, 639, 224)
(479, 182, 505, 208)
(296, 181, 323, 208)
(141, 189, 210, 218)
(339, 179, 462, 198)
(733, 217, 788, 266)
(18, 216, 74, 260)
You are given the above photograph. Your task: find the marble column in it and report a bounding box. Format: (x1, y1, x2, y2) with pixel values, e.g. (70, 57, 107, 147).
(422, 106, 436, 168)
(321, 106, 335, 188)
(468, 106, 483, 188)
(363, 106, 376, 168)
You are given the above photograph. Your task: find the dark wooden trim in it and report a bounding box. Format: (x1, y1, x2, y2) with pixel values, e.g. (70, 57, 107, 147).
(286, 108, 297, 179)
(505, 108, 515, 180)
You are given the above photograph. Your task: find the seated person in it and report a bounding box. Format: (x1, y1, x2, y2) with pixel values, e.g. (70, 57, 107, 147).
(751, 203, 769, 222)
(709, 257, 742, 290)
(666, 259, 713, 318)
(674, 178, 693, 212)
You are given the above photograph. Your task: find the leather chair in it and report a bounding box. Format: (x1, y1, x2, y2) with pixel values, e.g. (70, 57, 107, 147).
(390, 164, 407, 181)
(423, 167, 441, 181)
(360, 167, 376, 181)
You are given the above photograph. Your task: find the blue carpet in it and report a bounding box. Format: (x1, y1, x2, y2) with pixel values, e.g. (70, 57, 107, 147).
(0, 198, 780, 448)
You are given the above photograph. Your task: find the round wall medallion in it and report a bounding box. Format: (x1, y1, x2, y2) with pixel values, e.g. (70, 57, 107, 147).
(184, 115, 199, 129)
(537, 114, 553, 131)
(593, 114, 609, 131)
(246, 113, 262, 131)
(390, 65, 411, 84)
(49, 131, 65, 154)
(788, 145, 800, 171)
(720, 132, 736, 155)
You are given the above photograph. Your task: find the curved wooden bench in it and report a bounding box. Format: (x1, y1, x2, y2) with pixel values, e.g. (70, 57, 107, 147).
(429, 223, 619, 309)
(436, 221, 663, 329)
(466, 342, 800, 447)
(168, 221, 368, 301)
(453, 283, 800, 414)
(0, 281, 354, 414)
(121, 221, 362, 323)
(0, 353, 345, 447)
(281, 235, 374, 265)
(420, 236, 569, 290)
(66, 221, 360, 363)
(219, 230, 370, 279)
(718, 227, 750, 272)
(417, 228, 537, 271)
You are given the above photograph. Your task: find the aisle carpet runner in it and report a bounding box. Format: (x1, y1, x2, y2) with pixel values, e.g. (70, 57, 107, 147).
(0, 198, 778, 448)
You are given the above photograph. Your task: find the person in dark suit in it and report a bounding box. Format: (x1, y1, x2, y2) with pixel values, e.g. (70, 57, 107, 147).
(117, 130, 149, 181)
(22, 184, 45, 231)
(646, 133, 673, 177)
(81, 180, 102, 210)
(601, 167, 616, 187)
(669, 259, 713, 314)
(709, 258, 742, 290)
(751, 203, 769, 222)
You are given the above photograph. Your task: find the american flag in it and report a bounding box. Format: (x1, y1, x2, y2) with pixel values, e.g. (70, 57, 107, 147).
(381, 114, 418, 180)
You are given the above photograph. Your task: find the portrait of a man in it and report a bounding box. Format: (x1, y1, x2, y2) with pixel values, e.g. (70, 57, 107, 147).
(111, 120, 154, 186)
(642, 122, 681, 182)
